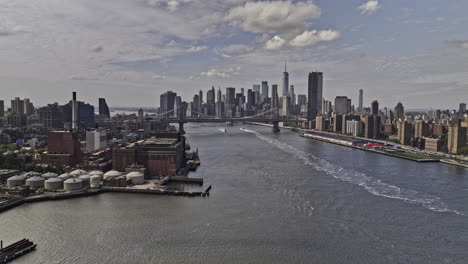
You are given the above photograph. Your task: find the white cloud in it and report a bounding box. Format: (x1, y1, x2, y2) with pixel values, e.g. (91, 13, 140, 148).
(167, 0, 180, 12)
(187, 45, 208, 52)
(218, 44, 254, 55)
(265, 35, 286, 50)
(289, 30, 340, 47)
(448, 40, 468, 49)
(201, 66, 241, 78)
(152, 74, 166, 79)
(226, 1, 321, 33)
(358, 0, 381, 15)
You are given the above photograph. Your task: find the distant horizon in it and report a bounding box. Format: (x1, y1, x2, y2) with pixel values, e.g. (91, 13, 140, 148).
(1, 0, 467, 108)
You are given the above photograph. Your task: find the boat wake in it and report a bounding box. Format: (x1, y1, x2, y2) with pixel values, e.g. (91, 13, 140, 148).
(241, 129, 464, 216)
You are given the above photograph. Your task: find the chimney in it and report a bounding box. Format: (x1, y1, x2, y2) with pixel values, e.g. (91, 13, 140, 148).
(72, 92, 78, 131)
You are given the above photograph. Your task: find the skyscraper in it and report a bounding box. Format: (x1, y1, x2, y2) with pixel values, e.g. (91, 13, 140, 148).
(307, 72, 323, 121)
(271, 85, 279, 109)
(414, 120, 429, 138)
(459, 103, 467, 115)
(138, 108, 144, 119)
(98, 98, 110, 118)
(282, 63, 289, 96)
(192, 94, 199, 114)
(397, 120, 412, 145)
(253, 84, 261, 105)
(0, 100, 4, 117)
(261, 81, 269, 103)
(215, 87, 224, 118)
(395, 102, 404, 119)
(38, 103, 63, 129)
(371, 100, 379, 116)
(23, 98, 34, 116)
(334, 96, 349, 115)
(447, 126, 467, 154)
(160, 91, 177, 118)
(226, 87, 236, 105)
(289, 85, 295, 108)
(358, 89, 363, 113)
(217, 87, 222, 103)
(11, 97, 25, 115)
(78, 102, 95, 127)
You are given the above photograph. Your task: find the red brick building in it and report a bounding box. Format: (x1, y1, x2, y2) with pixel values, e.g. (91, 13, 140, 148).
(42, 131, 83, 166)
(113, 137, 185, 177)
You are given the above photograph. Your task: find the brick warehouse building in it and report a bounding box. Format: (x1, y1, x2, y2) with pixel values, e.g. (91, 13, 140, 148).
(112, 137, 186, 177)
(42, 131, 83, 166)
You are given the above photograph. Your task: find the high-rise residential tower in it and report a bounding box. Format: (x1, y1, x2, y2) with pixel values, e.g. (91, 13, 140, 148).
(358, 89, 363, 113)
(307, 72, 323, 121)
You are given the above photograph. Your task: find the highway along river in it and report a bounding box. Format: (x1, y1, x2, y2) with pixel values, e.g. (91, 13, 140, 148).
(1, 123, 467, 263)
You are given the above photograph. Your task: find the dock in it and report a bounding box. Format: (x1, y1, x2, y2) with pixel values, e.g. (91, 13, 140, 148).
(0, 239, 36, 263)
(101, 187, 204, 196)
(165, 176, 203, 185)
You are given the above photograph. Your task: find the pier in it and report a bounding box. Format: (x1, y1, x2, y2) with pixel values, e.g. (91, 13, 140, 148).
(161, 176, 203, 185)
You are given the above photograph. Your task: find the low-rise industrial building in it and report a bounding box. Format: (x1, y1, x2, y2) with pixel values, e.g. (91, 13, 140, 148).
(113, 137, 185, 178)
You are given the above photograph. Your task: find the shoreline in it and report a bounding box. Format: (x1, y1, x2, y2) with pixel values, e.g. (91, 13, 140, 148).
(0, 186, 209, 214)
(247, 122, 467, 167)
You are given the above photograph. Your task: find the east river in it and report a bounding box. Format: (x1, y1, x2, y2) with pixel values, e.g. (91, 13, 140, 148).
(1, 124, 467, 263)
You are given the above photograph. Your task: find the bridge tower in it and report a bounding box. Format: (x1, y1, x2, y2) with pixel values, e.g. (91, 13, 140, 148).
(178, 105, 185, 134)
(179, 122, 185, 135)
(272, 121, 280, 133)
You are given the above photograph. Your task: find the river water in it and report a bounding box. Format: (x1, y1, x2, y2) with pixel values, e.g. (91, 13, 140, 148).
(1, 124, 467, 263)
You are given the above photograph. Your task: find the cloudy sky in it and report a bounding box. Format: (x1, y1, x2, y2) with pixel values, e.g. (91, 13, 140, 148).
(1, 0, 467, 109)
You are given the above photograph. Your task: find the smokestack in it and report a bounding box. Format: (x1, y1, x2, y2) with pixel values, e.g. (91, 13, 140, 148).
(72, 92, 78, 131)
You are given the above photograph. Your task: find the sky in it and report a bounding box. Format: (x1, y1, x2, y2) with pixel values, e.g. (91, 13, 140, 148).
(0, 0, 467, 109)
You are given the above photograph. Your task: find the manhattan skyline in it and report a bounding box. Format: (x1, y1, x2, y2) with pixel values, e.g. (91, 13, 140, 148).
(1, 0, 467, 108)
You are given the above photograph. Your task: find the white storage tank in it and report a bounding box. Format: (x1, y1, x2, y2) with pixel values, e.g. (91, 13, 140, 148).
(41, 172, 58, 179)
(59, 173, 72, 180)
(90, 175, 101, 188)
(26, 176, 45, 190)
(44, 177, 64, 191)
(69, 169, 86, 177)
(64, 178, 83, 191)
(89, 171, 104, 181)
(103, 170, 122, 180)
(7, 175, 26, 187)
(126, 171, 144, 185)
(78, 174, 91, 186)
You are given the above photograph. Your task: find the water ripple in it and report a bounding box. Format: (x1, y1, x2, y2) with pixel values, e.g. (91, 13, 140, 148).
(242, 128, 464, 216)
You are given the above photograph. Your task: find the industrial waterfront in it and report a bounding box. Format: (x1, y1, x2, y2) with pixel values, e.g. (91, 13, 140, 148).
(0, 123, 467, 264)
